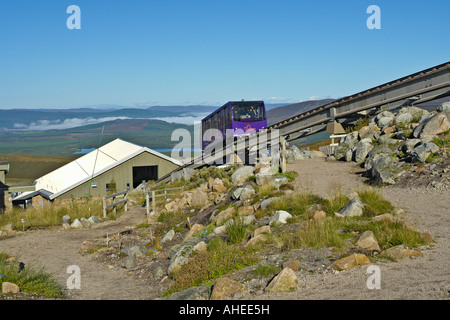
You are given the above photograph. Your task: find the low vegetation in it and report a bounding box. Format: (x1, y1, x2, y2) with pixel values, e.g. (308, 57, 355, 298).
(0, 197, 124, 229)
(0, 253, 64, 298)
(163, 238, 259, 296)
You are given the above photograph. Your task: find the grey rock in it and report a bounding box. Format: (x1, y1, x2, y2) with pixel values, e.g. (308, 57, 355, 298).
(232, 187, 244, 200)
(377, 116, 394, 128)
(365, 145, 392, 171)
(340, 131, 359, 148)
(161, 286, 210, 300)
(344, 148, 354, 162)
(239, 185, 255, 201)
(70, 219, 83, 229)
(88, 216, 101, 224)
(80, 217, 92, 227)
(339, 198, 364, 217)
(402, 139, 422, 153)
(120, 244, 148, 257)
(285, 149, 295, 164)
(371, 155, 403, 185)
(119, 254, 137, 269)
(395, 113, 413, 125)
(161, 229, 175, 244)
(413, 108, 450, 138)
(269, 210, 292, 225)
(410, 142, 440, 163)
(62, 215, 71, 225)
(260, 197, 281, 210)
(256, 175, 289, 189)
(231, 166, 255, 184)
(152, 266, 165, 279)
(354, 142, 374, 164)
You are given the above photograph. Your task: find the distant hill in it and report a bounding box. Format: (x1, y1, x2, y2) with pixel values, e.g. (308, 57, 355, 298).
(267, 99, 335, 125)
(0, 105, 215, 131)
(0, 118, 193, 157)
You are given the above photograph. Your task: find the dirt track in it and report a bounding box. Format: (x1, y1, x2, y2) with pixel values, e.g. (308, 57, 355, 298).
(241, 158, 450, 300)
(0, 206, 153, 300)
(0, 158, 448, 300)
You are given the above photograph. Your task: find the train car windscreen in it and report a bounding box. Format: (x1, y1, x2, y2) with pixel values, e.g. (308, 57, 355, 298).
(231, 102, 265, 122)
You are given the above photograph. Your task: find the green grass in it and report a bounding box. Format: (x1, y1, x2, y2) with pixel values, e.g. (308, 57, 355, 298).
(279, 219, 347, 250)
(269, 192, 324, 216)
(357, 188, 395, 217)
(225, 217, 249, 244)
(252, 264, 282, 278)
(163, 238, 259, 296)
(0, 197, 105, 229)
(322, 192, 351, 216)
(0, 253, 64, 298)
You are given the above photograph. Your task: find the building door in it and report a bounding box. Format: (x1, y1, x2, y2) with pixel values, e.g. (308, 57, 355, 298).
(132, 165, 158, 188)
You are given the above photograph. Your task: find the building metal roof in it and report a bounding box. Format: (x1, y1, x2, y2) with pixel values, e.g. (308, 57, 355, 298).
(13, 139, 182, 201)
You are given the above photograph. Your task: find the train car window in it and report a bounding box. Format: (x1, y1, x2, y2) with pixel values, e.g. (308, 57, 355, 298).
(226, 105, 231, 125)
(231, 102, 265, 122)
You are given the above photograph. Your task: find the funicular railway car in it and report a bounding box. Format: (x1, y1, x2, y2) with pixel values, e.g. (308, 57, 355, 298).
(201, 100, 267, 150)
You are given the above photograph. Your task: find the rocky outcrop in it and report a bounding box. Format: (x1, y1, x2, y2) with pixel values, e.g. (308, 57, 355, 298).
(334, 103, 449, 186)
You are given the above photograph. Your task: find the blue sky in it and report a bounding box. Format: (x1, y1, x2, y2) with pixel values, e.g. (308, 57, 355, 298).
(0, 0, 449, 109)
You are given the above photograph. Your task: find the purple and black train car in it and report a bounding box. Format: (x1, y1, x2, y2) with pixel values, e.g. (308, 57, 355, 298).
(201, 101, 267, 150)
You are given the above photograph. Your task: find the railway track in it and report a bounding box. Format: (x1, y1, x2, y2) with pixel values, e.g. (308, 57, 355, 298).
(156, 61, 450, 184)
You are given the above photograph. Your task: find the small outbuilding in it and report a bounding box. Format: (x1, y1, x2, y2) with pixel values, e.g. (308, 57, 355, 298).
(12, 139, 182, 206)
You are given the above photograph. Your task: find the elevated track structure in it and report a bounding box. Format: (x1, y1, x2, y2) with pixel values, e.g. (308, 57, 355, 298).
(157, 61, 450, 184)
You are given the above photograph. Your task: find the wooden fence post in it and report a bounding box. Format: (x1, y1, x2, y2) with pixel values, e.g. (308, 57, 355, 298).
(102, 196, 107, 218)
(152, 190, 156, 215)
(146, 193, 150, 216)
(280, 136, 286, 173)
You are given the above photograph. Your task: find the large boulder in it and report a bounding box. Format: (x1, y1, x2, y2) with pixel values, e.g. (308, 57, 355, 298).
(161, 286, 210, 300)
(269, 210, 292, 225)
(255, 174, 288, 189)
(62, 215, 72, 225)
(211, 207, 235, 225)
(70, 219, 83, 229)
(2, 282, 20, 294)
(120, 244, 148, 257)
(354, 141, 374, 164)
(413, 107, 450, 138)
(371, 154, 403, 185)
(330, 253, 371, 271)
(190, 188, 209, 207)
(338, 198, 364, 217)
(265, 267, 299, 293)
(161, 229, 175, 244)
(410, 142, 440, 163)
(239, 185, 256, 201)
(382, 244, 423, 260)
(402, 139, 422, 153)
(355, 230, 381, 252)
(231, 166, 255, 184)
(210, 277, 247, 300)
(168, 238, 204, 276)
(260, 197, 280, 210)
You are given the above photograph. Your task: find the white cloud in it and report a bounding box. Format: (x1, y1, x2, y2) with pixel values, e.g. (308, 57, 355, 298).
(14, 117, 130, 131)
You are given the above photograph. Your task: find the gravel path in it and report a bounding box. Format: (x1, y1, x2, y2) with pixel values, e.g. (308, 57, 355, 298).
(0, 206, 154, 300)
(241, 158, 450, 300)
